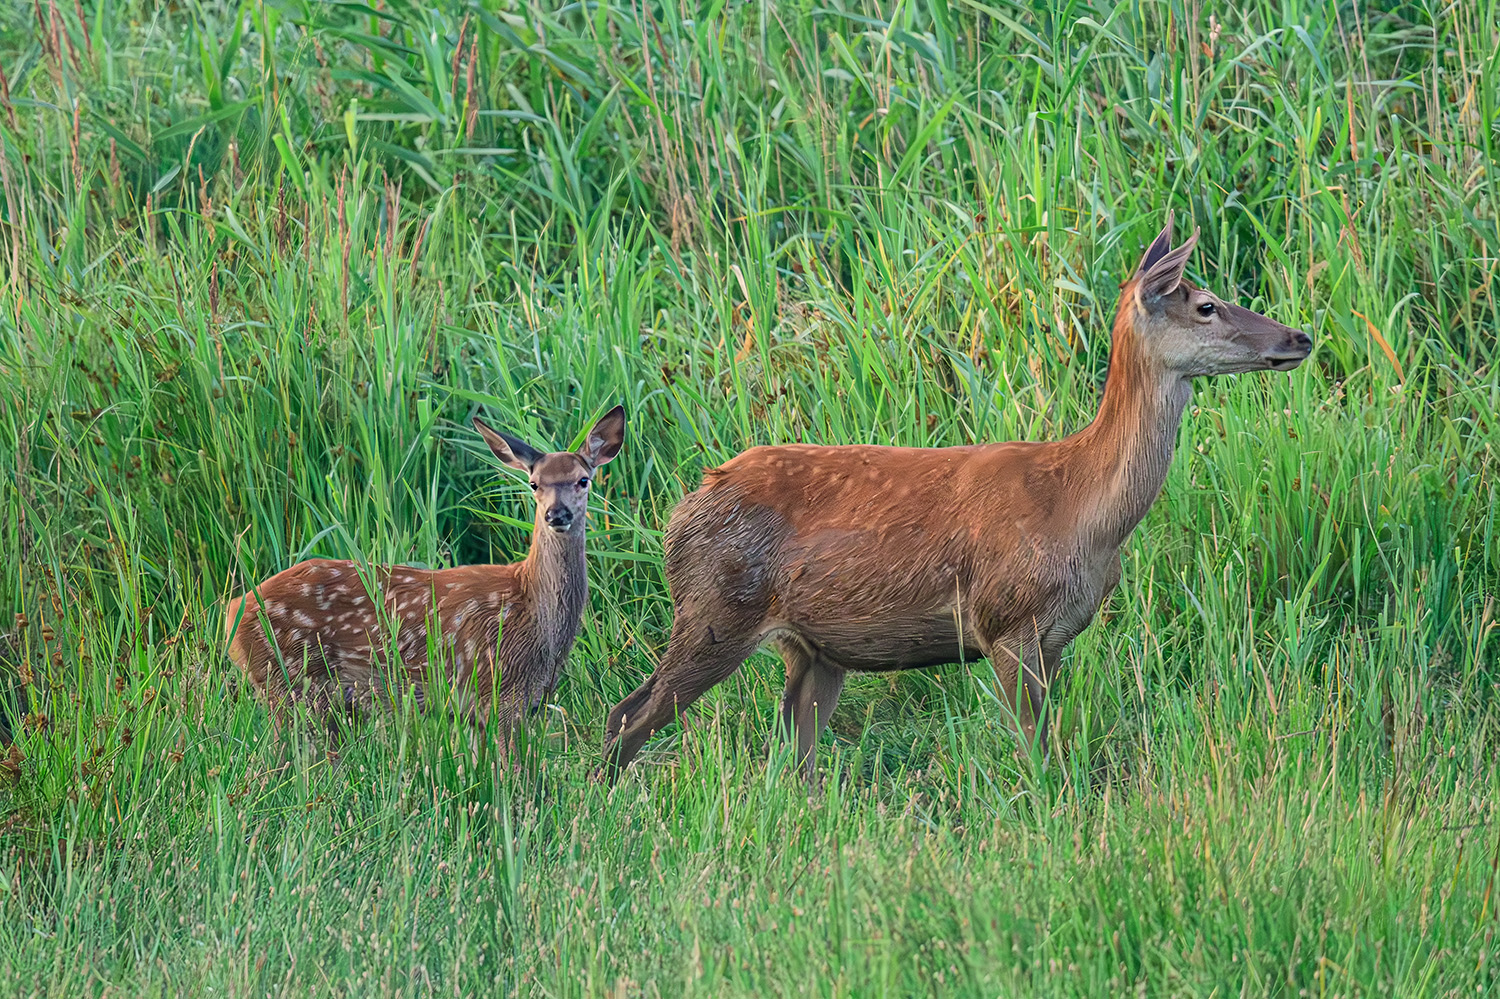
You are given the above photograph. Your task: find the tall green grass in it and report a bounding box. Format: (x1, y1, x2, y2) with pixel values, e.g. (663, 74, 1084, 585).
(1, 0, 1498, 994)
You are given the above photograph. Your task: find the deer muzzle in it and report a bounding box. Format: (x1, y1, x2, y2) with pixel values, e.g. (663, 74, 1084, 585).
(1265, 330, 1313, 370)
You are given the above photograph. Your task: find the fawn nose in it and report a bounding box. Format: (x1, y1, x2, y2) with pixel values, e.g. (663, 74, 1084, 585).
(545, 507, 574, 530)
(1291, 331, 1312, 352)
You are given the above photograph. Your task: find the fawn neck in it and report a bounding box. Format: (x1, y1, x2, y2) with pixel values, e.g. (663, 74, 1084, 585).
(1067, 295, 1192, 548)
(517, 514, 589, 634)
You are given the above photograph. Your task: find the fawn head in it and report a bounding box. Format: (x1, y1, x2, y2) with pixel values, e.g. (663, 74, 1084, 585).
(473, 406, 626, 534)
(1129, 211, 1312, 378)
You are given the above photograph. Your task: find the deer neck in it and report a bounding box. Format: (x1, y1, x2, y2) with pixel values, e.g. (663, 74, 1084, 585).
(1068, 304, 1192, 548)
(519, 523, 589, 638)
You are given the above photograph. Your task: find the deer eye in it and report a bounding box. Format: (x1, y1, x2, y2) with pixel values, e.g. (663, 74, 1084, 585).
(577, 477, 590, 489)
(1197, 301, 1216, 317)
(529, 482, 538, 491)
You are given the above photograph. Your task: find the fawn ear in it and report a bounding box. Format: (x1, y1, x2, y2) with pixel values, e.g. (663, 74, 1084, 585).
(578, 405, 625, 468)
(1136, 226, 1200, 303)
(474, 417, 544, 471)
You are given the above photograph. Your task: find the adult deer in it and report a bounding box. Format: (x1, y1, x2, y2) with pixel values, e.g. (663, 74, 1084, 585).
(226, 406, 626, 738)
(603, 214, 1311, 778)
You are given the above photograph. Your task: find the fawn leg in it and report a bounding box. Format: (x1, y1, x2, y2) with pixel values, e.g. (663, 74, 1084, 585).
(603, 618, 759, 780)
(777, 642, 845, 778)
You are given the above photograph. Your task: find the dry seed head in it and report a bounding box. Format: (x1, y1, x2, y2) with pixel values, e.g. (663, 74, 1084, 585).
(1, 745, 23, 780)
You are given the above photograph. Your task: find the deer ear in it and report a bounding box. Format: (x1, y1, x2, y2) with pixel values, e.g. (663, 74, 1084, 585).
(578, 405, 625, 468)
(474, 417, 544, 471)
(1136, 226, 1200, 302)
(1135, 210, 1175, 277)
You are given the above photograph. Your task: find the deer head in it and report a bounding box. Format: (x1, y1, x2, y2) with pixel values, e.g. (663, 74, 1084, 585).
(473, 406, 626, 535)
(1131, 211, 1313, 378)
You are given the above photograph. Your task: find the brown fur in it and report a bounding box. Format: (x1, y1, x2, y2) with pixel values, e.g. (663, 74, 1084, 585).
(602, 214, 1312, 777)
(226, 407, 625, 737)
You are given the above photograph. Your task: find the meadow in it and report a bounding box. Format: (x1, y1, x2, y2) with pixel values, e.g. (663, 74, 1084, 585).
(1, 0, 1498, 995)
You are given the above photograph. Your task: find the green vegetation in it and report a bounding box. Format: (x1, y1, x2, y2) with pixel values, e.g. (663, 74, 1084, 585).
(1, 0, 1497, 994)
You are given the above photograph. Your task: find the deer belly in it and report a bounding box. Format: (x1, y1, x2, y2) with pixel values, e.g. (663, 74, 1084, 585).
(775, 611, 984, 672)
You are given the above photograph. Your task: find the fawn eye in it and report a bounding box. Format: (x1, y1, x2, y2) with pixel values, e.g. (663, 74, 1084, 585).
(1197, 301, 1216, 317)
(577, 477, 590, 488)
(529, 482, 538, 491)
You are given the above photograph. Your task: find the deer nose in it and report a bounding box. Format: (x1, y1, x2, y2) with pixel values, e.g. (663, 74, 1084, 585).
(1291, 331, 1313, 352)
(545, 507, 573, 529)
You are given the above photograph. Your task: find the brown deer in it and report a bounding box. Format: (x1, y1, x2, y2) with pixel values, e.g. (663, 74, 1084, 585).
(225, 406, 626, 737)
(603, 214, 1311, 778)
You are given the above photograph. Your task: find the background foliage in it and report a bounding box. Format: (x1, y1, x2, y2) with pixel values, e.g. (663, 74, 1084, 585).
(1, 0, 1498, 995)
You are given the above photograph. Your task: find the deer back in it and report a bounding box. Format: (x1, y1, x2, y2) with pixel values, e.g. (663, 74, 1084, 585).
(225, 558, 534, 715)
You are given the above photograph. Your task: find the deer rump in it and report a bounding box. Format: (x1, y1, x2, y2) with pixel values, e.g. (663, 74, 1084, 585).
(664, 440, 1100, 673)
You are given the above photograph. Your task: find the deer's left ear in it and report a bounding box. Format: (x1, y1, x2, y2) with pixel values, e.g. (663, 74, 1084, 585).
(578, 405, 625, 468)
(1136, 227, 1200, 303)
(1136, 209, 1176, 275)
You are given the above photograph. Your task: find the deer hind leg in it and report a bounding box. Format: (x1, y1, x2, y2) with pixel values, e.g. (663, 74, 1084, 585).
(983, 636, 1053, 760)
(777, 641, 845, 778)
(603, 615, 760, 781)
(263, 641, 364, 751)
(230, 619, 305, 741)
